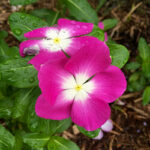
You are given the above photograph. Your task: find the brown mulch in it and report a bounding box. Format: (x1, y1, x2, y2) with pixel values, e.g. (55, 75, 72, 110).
(0, 0, 150, 150)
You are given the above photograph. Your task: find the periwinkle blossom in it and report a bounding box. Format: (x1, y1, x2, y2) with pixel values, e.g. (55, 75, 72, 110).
(94, 119, 113, 140)
(98, 22, 108, 42)
(19, 18, 94, 70)
(35, 37, 126, 131)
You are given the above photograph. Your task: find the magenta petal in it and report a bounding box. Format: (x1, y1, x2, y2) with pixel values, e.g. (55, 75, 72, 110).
(98, 22, 104, 30)
(24, 27, 58, 38)
(71, 96, 110, 131)
(92, 65, 127, 103)
(65, 37, 85, 56)
(104, 32, 108, 42)
(35, 94, 72, 120)
(38, 58, 70, 104)
(29, 50, 65, 70)
(58, 18, 93, 37)
(19, 40, 41, 57)
(65, 36, 111, 77)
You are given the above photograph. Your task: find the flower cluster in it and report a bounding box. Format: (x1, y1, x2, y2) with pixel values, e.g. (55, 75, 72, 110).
(20, 18, 126, 131)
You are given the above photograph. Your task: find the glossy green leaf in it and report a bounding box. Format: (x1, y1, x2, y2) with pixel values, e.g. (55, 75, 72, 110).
(0, 38, 19, 63)
(48, 136, 80, 150)
(127, 73, 146, 92)
(142, 60, 150, 78)
(0, 57, 38, 88)
(77, 126, 100, 138)
(62, 0, 98, 23)
(88, 25, 105, 41)
(9, 12, 48, 41)
(0, 30, 8, 39)
(30, 9, 60, 26)
(0, 31, 19, 62)
(12, 88, 37, 119)
(13, 130, 25, 150)
(27, 100, 71, 135)
(107, 43, 129, 68)
(125, 62, 140, 70)
(102, 19, 118, 31)
(10, 0, 38, 6)
(142, 86, 150, 105)
(23, 133, 50, 149)
(138, 37, 150, 61)
(0, 99, 13, 119)
(96, 0, 107, 12)
(0, 124, 15, 150)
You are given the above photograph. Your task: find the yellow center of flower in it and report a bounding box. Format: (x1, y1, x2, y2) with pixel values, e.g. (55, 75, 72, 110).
(75, 85, 82, 92)
(53, 37, 60, 44)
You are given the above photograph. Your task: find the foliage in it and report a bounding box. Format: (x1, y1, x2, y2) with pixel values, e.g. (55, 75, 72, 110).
(126, 37, 150, 105)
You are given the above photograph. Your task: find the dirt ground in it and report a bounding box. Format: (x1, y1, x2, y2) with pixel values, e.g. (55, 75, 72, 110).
(0, 0, 150, 150)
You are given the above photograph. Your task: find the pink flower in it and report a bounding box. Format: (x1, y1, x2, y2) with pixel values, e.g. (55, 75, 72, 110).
(19, 18, 93, 70)
(35, 37, 126, 131)
(94, 119, 113, 140)
(98, 22, 108, 42)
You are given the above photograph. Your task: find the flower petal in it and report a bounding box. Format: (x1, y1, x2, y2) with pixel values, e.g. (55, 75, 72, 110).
(93, 130, 104, 140)
(71, 95, 111, 131)
(24, 27, 59, 38)
(101, 119, 113, 132)
(29, 50, 65, 70)
(91, 65, 127, 103)
(65, 36, 111, 77)
(19, 39, 41, 57)
(35, 94, 73, 120)
(98, 22, 104, 30)
(19, 39, 62, 57)
(62, 37, 85, 56)
(58, 18, 93, 37)
(38, 58, 71, 104)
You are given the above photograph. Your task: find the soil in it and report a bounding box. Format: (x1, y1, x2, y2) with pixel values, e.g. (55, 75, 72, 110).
(0, 0, 150, 150)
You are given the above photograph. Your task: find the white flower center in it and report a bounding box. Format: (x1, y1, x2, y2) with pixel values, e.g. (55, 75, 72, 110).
(41, 29, 71, 52)
(62, 73, 95, 101)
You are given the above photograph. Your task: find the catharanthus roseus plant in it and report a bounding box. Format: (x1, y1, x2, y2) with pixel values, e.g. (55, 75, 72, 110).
(0, 0, 130, 148)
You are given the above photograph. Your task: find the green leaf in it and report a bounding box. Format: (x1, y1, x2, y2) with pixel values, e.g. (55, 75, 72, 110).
(125, 62, 141, 70)
(10, 0, 38, 6)
(23, 133, 50, 149)
(138, 37, 150, 61)
(128, 72, 140, 82)
(127, 72, 146, 92)
(9, 12, 48, 41)
(0, 57, 38, 88)
(88, 25, 105, 41)
(27, 100, 71, 135)
(142, 86, 150, 105)
(102, 19, 118, 31)
(62, 0, 98, 23)
(12, 88, 37, 119)
(142, 60, 150, 78)
(107, 43, 129, 68)
(13, 130, 25, 150)
(30, 9, 60, 26)
(0, 30, 8, 39)
(0, 124, 15, 150)
(48, 136, 80, 150)
(0, 39, 19, 63)
(96, 0, 107, 12)
(0, 99, 13, 119)
(0, 31, 20, 62)
(77, 126, 100, 138)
